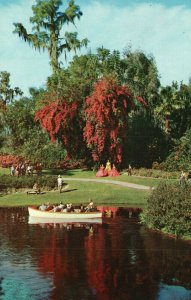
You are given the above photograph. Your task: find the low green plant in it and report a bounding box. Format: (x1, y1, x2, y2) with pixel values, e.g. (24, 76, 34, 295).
(132, 168, 179, 179)
(0, 174, 57, 192)
(141, 181, 191, 237)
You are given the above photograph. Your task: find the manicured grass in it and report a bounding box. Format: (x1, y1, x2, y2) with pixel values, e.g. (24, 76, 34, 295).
(1, 167, 176, 208)
(43, 168, 165, 187)
(0, 167, 175, 188)
(0, 181, 150, 208)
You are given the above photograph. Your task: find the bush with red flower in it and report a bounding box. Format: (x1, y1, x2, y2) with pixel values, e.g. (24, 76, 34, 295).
(0, 154, 24, 168)
(83, 77, 147, 165)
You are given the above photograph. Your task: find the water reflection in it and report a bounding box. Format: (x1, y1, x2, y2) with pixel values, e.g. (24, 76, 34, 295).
(28, 216, 102, 225)
(0, 207, 190, 300)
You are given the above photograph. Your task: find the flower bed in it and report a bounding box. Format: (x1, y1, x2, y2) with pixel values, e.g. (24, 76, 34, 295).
(0, 154, 24, 168)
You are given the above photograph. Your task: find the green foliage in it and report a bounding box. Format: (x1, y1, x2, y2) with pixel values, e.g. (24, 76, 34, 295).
(141, 181, 191, 237)
(2, 40, 191, 169)
(1, 95, 67, 167)
(0, 174, 57, 192)
(4, 97, 38, 147)
(132, 168, 179, 179)
(155, 82, 191, 139)
(123, 47, 160, 108)
(42, 48, 167, 167)
(13, 0, 88, 74)
(163, 128, 191, 171)
(125, 111, 169, 168)
(0, 71, 22, 105)
(21, 138, 67, 168)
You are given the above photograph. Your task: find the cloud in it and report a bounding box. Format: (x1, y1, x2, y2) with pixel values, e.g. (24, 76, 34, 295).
(0, 0, 191, 96)
(0, 0, 50, 95)
(78, 1, 191, 85)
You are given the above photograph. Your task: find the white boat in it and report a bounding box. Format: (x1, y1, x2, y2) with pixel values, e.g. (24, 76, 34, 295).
(28, 216, 102, 224)
(28, 206, 102, 220)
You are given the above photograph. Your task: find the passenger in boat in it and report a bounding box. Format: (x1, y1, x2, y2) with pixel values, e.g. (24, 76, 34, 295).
(85, 199, 94, 212)
(62, 207, 67, 212)
(80, 204, 85, 212)
(52, 205, 60, 212)
(39, 203, 47, 211)
(66, 203, 73, 212)
(45, 202, 53, 211)
(57, 175, 64, 193)
(58, 202, 65, 209)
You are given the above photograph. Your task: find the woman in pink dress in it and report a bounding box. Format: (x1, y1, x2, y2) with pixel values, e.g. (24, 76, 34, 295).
(109, 164, 120, 177)
(96, 164, 108, 177)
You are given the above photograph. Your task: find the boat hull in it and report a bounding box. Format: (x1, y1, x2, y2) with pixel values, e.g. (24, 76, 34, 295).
(28, 216, 102, 224)
(28, 207, 102, 219)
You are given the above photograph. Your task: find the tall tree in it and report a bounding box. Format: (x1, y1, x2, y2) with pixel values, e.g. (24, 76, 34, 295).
(34, 91, 85, 158)
(155, 82, 191, 138)
(13, 0, 88, 74)
(83, 76, 147, 165)
(123, 48, 160, 109)
(2, 95, 66, 166)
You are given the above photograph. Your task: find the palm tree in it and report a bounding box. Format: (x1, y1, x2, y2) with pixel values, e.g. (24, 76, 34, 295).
(13, 0, 88, 74)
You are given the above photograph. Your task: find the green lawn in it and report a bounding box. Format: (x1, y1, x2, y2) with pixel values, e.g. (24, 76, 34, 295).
(0, 180, 150, 208)
(43, 168, 165, 187)
(0, 167, 171, 208)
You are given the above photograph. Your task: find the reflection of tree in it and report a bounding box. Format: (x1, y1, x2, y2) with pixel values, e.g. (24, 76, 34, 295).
(30, 223, 104, 299)
(0, 208, 190, 299)
(84, 218, 159, 300)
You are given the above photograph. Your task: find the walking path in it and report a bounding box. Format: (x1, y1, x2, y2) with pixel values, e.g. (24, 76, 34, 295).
(62, 178, 150, 190)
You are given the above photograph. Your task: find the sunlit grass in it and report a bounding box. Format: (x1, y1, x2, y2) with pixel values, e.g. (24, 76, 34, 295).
(43, 168, 165, 187)
(0, 181, 150, 208)
(0, 167, 177, 208)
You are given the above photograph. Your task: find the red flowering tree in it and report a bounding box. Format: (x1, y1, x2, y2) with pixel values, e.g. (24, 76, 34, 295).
(35, 92, 82, 157)
(83, 77, 146, 165)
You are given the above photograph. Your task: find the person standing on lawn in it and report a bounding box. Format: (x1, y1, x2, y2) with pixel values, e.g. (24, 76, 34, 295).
(57, 175, 64, 193)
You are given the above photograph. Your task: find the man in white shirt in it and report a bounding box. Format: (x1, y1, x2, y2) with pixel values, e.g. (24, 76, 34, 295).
(57, 175, 63, 193)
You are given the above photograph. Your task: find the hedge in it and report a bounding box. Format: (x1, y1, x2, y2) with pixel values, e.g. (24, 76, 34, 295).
(141, 181, 191, 237)
(0, 174, 57, 192)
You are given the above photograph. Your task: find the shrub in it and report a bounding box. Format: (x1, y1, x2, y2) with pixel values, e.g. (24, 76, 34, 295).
(141, 181, 191, 237)
(0, 175, 57, 192)
(132, 168, 179, 179)
(0, 154, 24, 168)
(163, 129, 191, 172)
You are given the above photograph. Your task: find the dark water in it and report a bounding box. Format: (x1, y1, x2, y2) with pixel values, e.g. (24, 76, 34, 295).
(0, 208, 190, 300)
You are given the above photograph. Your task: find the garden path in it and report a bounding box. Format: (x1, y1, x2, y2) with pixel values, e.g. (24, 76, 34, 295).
(61, 178, 150, 190)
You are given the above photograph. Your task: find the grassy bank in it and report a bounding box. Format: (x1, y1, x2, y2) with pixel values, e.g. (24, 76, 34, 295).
(0, 167, 155, 207)
(0, 180, 150, 207)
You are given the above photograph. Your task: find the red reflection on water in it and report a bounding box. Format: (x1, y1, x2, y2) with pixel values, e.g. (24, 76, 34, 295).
(0, 208, 190, 300)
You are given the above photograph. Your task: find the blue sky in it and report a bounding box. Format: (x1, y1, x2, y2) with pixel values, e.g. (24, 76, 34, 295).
(0, 0, 191, 95)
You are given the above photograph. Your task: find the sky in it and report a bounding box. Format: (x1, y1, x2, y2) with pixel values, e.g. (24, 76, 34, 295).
(0, 0, 191, 96)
